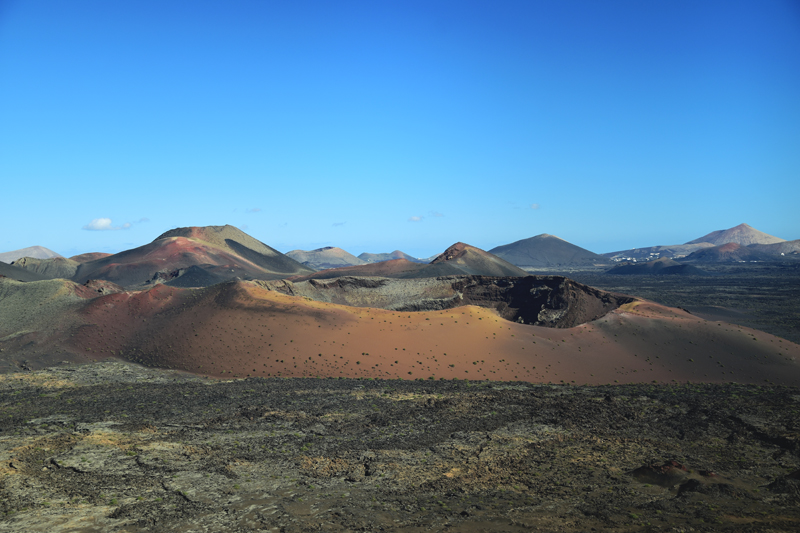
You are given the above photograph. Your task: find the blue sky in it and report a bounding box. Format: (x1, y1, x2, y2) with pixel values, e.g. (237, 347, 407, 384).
(1, 0, 798, 258)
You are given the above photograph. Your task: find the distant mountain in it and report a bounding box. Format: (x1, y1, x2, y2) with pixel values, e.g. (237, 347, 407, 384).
(746, 240, 800, 257)
(686, 223, 785, 246)
(602, 243, 715, 262)
(358, 250, 427, 264)
(0, 246, 62, 264)
(489, 234, 605, 268)
(681, 243, 775, 263)
(606, 257, 708, 276)
(286, 247, 365, 270)
(73, 225, 314, 287)
(291, 242, 528, 281)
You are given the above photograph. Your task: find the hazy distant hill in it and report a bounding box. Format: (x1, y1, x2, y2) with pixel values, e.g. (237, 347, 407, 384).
(747, 240, 800, 257)
(358, 250, 427, 264)
(73, 225, 314, 287)
(602, 243, 715, 262)
(286, 247, 365, 270)
(682, 242, 776, 262)
(489, 234, 604, 268)
(0, 246, 62, 264)
(606, 257, 708, 276)
(686, 223, 785, 246)
(292, 242, 528, 281)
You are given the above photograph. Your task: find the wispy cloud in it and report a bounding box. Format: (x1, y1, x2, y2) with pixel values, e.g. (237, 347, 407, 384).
(530, 203, 541, 210)
(430, 211, 444, 217)
(246, 207, 262, 213)
(332, 222, 346, 227)
(136, 217, 150, 223)
(408, 216, 424, 222)
(82, 218, 131, 231)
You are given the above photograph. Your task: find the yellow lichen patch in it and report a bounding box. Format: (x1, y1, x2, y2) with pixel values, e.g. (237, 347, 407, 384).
(0, 371, 76, 389)
(137, 441, 184, 453)
(619, 300, 641, 312)
(443, 467, 462, 478)
(83, 431, 131, 448)
(298, 456, 353, 478)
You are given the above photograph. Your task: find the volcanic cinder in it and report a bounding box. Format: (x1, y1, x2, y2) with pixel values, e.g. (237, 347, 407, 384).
(2, 272, 799, 386)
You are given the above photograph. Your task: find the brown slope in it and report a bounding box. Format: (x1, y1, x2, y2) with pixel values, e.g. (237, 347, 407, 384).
(53, 281, 800, 385)
(682, 242, 775, 262)
(72, 225, 314, 287)
(260, 275, 632, 328)
(686, 223, 785, 246)
(70, 252, 112, 263)
(4, 274, 796, 385)
(490, 234, 605, 268)
(286, 246, 366, 270)
(11, 256, 79, 279)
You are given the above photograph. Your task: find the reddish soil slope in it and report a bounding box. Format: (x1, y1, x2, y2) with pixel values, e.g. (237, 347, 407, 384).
(54, 281, 800, 386)
(72, 225, 313, 287)
(70, 252, 113, 263)
(687, 223, 785, 246)
(4, 273, 799, 384)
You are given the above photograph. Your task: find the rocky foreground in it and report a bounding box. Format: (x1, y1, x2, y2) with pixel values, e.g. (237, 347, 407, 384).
(1, 362, 799, 532)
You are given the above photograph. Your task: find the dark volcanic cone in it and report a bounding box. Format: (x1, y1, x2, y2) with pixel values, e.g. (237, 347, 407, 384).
(489, 234, 604, 268)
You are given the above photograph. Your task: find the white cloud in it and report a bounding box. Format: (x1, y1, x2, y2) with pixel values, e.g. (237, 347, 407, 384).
(82, 218, 131, 231)
(530, 203, 541, 210)
(430, 211, 444, 217)
(408, 216, 424, 222)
